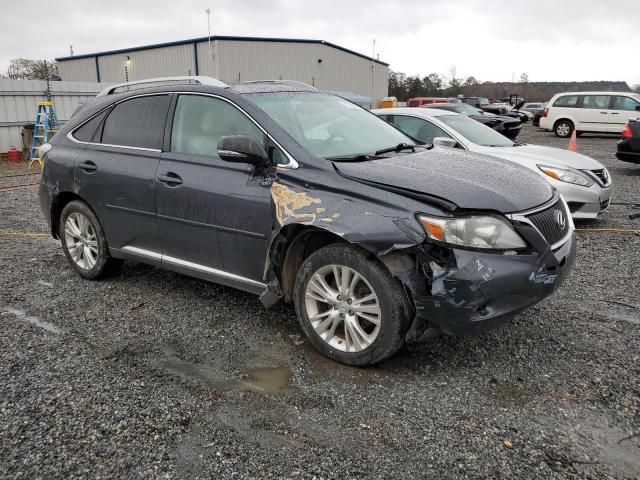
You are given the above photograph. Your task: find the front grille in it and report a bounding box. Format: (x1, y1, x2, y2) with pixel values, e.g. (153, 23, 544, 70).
(587, 168, 609, 185)
(526, 200, 570, 246)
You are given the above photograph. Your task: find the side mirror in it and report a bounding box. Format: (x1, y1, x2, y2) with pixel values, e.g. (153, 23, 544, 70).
(217, 135, 269, 165)
(432, 137, 458, 148)
(635, 105, 640, 111)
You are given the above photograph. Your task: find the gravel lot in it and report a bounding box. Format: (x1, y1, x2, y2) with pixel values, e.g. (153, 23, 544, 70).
(1, 125, 639, 479)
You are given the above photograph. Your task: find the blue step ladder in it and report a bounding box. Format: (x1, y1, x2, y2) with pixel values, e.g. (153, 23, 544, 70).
(29, 101, 59, 168)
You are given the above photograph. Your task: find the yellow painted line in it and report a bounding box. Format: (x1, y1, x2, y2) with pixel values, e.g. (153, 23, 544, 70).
(0, 232, 49, 238)
(576, 228, 640, 234)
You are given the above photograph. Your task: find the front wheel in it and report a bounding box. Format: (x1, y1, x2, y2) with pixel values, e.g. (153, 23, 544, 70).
(293, 244, 410, 366)
(60, 200, 123, 280)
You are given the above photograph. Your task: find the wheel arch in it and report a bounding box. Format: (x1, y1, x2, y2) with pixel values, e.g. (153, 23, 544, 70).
(50, 191, 90, 239)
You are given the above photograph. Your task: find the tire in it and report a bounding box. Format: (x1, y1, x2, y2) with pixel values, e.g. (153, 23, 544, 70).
(554, 119, 574, 138)
(293, 243, 410, 366)
(59, 200, 123, 280)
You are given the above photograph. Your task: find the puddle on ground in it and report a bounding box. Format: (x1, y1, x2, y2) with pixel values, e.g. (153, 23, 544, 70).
(157, 357, 293, 394)
(236, 367, 293, 394)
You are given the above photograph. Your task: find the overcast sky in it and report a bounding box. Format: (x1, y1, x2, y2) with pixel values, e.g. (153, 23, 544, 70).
(2, 0, 639, 86)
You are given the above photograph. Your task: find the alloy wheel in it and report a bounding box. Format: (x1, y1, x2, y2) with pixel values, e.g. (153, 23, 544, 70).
(64, 212, 99, 270)
(304, 264, 381, 352)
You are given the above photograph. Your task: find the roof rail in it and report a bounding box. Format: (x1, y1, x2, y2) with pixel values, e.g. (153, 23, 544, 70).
(97, 76, 228, 96)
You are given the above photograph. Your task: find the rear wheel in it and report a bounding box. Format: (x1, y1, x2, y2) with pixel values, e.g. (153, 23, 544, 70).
(60, 201, 122, 279)
(293, 244, 410, 366)
(554, 119, 574, 138)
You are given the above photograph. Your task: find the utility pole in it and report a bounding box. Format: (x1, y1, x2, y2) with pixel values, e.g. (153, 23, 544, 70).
(205, 8, 213, 76)
(69, 45, 74, 56)
(371, 38, 376, 108)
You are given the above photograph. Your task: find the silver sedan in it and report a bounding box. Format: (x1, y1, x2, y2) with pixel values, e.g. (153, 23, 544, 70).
(373, 107, 612, 219)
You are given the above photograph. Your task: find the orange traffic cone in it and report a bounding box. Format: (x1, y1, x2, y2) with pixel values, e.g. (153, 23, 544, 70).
(568, 129, 577, 152)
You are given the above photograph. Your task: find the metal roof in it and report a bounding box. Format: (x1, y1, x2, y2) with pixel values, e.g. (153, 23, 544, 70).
(55, 35, 390, 66)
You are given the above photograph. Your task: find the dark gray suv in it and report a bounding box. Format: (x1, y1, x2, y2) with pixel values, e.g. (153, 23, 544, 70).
(39, 77, 576, 366)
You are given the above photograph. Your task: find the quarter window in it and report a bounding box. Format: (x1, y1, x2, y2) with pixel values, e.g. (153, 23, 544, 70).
(554, 95, 580, 108)
(170, 95, 266, 158)
(101, 95, 171, 149)
(612, 96, 640, 111)
(73, 109, 109, 143)
(582, 95, 611, 110)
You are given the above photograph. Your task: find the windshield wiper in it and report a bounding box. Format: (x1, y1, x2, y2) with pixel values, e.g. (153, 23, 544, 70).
(326, 154, 378, 162)
(512, 142, 526, 146)
(374, 143, 417, 156)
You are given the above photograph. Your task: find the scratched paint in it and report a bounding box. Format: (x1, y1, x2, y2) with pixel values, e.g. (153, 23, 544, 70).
(270, 182, 322, 225)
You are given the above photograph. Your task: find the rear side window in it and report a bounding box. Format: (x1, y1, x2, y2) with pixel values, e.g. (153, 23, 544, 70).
(73, 109, 109, 142)
(582, 95, 610, 110)
(554, 95, 579, 108)
(612, 96, 640, 111)
(170, 95, 266, 157)
(101, 95, 171, 149)
(407, 100, 419, 107)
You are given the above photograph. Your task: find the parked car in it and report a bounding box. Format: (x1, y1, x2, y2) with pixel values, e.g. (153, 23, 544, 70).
(506, 101, 532, 122)
(524, 103, 547, 127)
(39, 76, 576, 366)
(406, 97, 449, 107)
(460, 96, 491, 109)
(616, 118, 640, 163)
(423, 102, 523, 139)
(540, 91, 640, 137)
(374, 107, 612, 219)
(521, 102, 546, 115)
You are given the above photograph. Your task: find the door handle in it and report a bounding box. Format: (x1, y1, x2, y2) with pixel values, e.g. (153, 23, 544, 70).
(157, 172, 183, 186)
(600, 112, 608, 114)
(610, 112, 619, 115)
(77, 161, 97, 172)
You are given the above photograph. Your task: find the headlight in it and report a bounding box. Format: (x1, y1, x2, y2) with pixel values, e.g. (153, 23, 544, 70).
(417, 214, 527, 250)
(537, 165, 594, 187)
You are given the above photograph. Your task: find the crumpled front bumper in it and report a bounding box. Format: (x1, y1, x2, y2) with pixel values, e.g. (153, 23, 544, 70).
(404, 232, 576, 339)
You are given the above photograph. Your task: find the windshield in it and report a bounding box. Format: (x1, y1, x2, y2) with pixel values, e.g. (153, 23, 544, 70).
(247, 92, 413, 158)
(438, 115, 514, 147)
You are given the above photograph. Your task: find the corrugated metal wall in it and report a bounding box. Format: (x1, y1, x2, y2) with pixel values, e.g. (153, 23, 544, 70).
(57, 40, 389, 105)
(57, 57, 97, 83)
(0, 79, 111, 152)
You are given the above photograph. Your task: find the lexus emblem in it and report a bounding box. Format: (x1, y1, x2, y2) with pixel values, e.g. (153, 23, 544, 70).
(554, 209, 566, 230)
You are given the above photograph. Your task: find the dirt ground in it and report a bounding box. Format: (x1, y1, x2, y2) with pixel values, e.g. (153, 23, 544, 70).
(1, 125, 639, 479)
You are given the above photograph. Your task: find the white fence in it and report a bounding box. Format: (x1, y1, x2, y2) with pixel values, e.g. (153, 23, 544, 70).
(0, 79, 112, 153)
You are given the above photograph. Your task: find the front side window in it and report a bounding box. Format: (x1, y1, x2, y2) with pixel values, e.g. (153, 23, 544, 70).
(582, 95, 611, 110)
(170, 95, 266, 158)
(101, 95, 171, 149)
(612, 96, 640, 111)
(407, 100, 419, 107)
(247, 92, 413, 159)
(554, 95, 579, 108)
(391, 116, 451, 144)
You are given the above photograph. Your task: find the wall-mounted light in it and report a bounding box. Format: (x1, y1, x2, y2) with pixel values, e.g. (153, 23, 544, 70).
(125, 56, 131, 67)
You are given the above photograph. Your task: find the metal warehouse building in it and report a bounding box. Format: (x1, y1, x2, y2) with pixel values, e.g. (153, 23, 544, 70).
(55, 36, 390, 105)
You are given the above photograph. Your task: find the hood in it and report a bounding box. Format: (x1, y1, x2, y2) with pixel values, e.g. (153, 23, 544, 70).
(333, 147, 553, 213)
(475, 144, 604, 170)
(472, 114, 520, 125)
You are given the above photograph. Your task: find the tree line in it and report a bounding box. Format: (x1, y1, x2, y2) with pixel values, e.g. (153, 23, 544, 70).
(389, 70, 638, 102)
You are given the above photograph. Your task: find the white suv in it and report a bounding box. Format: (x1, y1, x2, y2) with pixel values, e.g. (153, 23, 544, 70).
(540, 91, 640, 137)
